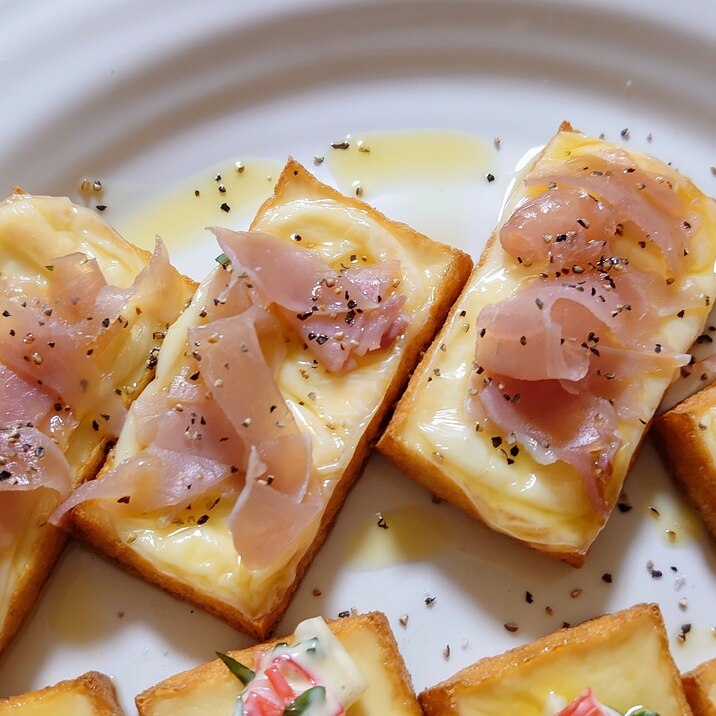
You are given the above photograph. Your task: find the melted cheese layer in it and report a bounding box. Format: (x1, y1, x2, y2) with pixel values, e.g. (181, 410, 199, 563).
(100, 183, 452, 618)
(396, 130, 716, 553)
(0, 692, 97, 716)
(0, 691, 99, 716)
(451, 615, 683, 715)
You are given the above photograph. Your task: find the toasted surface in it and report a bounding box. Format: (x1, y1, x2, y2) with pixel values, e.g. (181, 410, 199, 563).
(71, 159, 472, 638)
(136, 611, 420, 716)
(0, 671, 123, 715)
(420, 603, 691, 715)
(683, 658, 716, 716)
(379, 126, 716, 563)
(653, 381, 716, 539)
(0, 194, 195, 653)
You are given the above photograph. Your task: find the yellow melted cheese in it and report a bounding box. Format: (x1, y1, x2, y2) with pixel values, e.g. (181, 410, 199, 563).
(94, 179, 453, 619)
(0, 690, 100, 715)
(395, 130, 716, 554)
(451, 617, 683, 715)
(0, 194, 193, 640)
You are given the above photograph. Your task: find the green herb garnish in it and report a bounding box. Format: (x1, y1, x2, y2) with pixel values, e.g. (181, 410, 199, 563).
(283, 686, 326, 715)
(216, 651, 255, 685)
(215, 253, 230, 268)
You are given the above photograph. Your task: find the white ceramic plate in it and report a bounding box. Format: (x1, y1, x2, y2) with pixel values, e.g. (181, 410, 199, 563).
(2, 0, 716, 711)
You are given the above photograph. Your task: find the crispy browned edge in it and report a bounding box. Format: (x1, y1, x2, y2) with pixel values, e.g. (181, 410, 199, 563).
(0, 208, 197, 655)
(69, 159, 473, 640)
(377, 122, 686, 568)
(683, 658, 716, 716)
(0, 670, 123, 714)
(419, 603, 691, 715)
(136, 611, 419, 715)
(652, 382, 716, 540)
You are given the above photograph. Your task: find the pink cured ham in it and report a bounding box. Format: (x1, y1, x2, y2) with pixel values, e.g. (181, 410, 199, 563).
(0, 426, 72, 550)
(1, 238, 179, 547)
(214, 228, 408, 374)
(499, 186, 616, 269)
(474, 378, 619, 514)
(528, 147, 691, 273)
(472, 279, 687, 386)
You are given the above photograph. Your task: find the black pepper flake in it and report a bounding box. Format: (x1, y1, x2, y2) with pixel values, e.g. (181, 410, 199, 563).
(189, 370, 200, 381)
(220, 202, 231, 212)
(677, 310, 685, 318)
(504, 623, 519, 633)
(338, 610, 350, 618)
(376, 512, 388, 529)
(91, 419, 100, 431)
(535, 298, 544, 310)
(331, 141, 350, 150)
(519, 335, 527, 346)
(1, 310, 9, 317)
(620, 128, 630, 139)
(197, 514, 209, 526)
(525, 591, 533, 604)
(101, 317, 111, 328)
(424, 595, 436, 606)
(602, 573, 613, 583)
(117, 495, 130, 504)
(650, 569, 663, 579)
(194, 189, 200, 197)
(486, 173, 495, 183)
(96, 204, 107, 212)
(655, 344, 662, 353)
(617, 501, 632, 513)
(0, 470, 12, 481)
(491, 436, 502, 448)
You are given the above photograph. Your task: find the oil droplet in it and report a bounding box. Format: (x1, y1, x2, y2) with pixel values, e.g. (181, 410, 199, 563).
(326, 130, 496, 253)
(327, 130, 492, 189)
(345, 505, 453, 571)
(112, 158, 283, 279)
(647, 493, 704, 546)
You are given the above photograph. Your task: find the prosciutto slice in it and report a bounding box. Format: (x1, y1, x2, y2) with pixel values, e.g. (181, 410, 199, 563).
(473, 378, 619, 514)
(2, 237, 180, 548)
(214, 228, 408, 373)
(0, 425, 72, 548)
(500, 187, 615, 269)
(529, 148, 692, 273)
